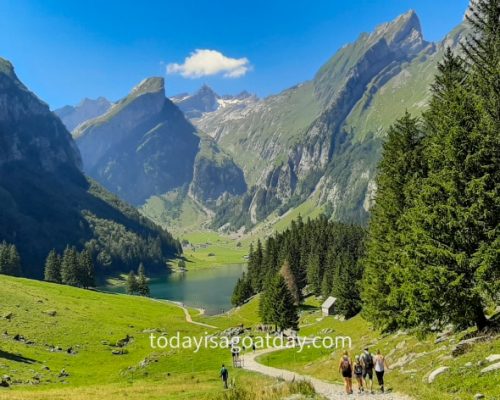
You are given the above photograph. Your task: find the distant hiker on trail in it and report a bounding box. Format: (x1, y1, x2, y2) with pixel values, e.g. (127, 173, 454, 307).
(361, 348, 374, 394)
(252, 343, 256, 353)
(353, 355, 364, 393)
(338, 350, 353, 395)
(220, 364, 229, 389)
(374, 349, 389, 393)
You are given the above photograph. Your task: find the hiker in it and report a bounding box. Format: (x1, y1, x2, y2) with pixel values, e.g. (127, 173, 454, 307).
(231, 347, 237, 366)
(361, 347, 374, 394)
(338, 351, 353, 395)
(353, 355, 364, 393)
(374, 349, 389, 393)
(252, 343, 256, 353)
(220, 364, 229, 389)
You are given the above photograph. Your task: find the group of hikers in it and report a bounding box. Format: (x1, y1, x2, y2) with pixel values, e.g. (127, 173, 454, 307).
(220, 346, 389, 394)
(339, 348, 389, 395)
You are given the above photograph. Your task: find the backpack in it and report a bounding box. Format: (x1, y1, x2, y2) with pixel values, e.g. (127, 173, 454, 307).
(354, 363, 363, 374)
(341, 357, 351, 372)
(364, 353, 374, 369)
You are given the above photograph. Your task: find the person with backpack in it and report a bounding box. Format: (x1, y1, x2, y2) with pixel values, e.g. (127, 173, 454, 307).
(374, 349, 389, 393)
(353, 355, 364, 393)
(220, 364, 229, 389)
(338, 351, 353, 395)
(361, 348, 374, 394)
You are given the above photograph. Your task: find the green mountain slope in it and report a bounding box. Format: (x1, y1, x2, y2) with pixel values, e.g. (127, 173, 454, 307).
(0, 57, 180, 278)
(195, 11, 470, 230)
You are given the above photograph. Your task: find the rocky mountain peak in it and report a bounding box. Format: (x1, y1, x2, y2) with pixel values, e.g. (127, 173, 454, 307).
(0, 58, 16, 79)
(174, 84, 221, 119)
(197, 84, 219, 97)
(373, 10, 427, 55)
(131, 77, 165, 97)
(0, 56, 81, 172)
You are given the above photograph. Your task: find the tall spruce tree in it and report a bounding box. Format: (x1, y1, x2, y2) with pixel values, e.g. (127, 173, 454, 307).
(261, 274, 299, 331)
(126, 270, 139, 294)
(306, 253, 321, 295)
(361, 112, 424, 331)
(462, 0, 500, 306)
(61, 247, 79, 286)
(44, 249, 62, 283)
(78, 250, 95, 289)
(332, 254, 363, 318)
(280, 260, 300, 305)
(137, 263, 150, 297)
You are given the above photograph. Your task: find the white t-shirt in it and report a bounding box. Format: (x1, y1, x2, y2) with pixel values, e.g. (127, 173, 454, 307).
(374, 355, 385, 372)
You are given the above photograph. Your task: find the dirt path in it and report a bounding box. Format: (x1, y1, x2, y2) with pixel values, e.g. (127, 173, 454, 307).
(243, 348, 412, 400)
(149, 298, 218, 329)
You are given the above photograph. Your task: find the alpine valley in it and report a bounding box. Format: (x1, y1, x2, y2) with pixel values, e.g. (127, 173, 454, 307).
(0, 9, 470, 277)
(53, 10, 470, 236)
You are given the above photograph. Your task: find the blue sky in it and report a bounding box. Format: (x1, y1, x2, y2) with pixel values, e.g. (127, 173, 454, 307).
(0, 0, 469, 108)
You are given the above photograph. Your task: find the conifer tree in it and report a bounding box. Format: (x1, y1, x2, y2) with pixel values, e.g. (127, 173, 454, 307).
(137, 263, 150, 297)
(332, 254, 363, 318)
(306, 253, 321, 295)
(268, 274, 299, 331)
(399, 40, 497, 331)
(126, 270, 139, 294)
(61, 246, 79, 286)
(2, 244, 22, 277)
(0, 242, 8, 274)
(361, 112, 424, 331)
(0, 242, 22, 277)
(231, 272, 253, 306)
(78, 250, 95, 289)
(44, 249, 62, 283)
(280, 260, 300, 305)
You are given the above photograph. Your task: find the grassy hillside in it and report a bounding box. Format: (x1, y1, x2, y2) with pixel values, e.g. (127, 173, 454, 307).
(0, 276, 318, 400)
(258, 299, 500, 400)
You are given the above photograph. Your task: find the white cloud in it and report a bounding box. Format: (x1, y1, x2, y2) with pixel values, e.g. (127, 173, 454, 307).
(166, 49, 251, 79)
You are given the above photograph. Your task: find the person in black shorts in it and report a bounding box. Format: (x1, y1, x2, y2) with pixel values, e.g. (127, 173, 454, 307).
(353, 355, 364, 393)
(338, 350, 353, 395)
(361, 348, 374, 394)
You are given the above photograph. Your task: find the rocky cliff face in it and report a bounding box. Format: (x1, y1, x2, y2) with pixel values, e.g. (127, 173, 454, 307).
(0, 58, 180, 277)
(73, 78, 248, 210)
(0, 58, 81, 174)
(189, 137, 247, 204)
(200, 11, 468, 229)
(74, 77, 201, 205)
(54, 97, 112, 132)
(172, 84, 220, 119)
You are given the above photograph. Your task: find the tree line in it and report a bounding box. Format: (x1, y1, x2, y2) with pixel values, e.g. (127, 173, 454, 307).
(0, 241, 22, 277)
(44, 247, 95, 289)
(232, 216, 366, 330)
(362, 0, 499, 333)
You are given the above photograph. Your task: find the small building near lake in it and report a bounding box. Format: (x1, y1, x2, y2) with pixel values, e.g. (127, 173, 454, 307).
(321, 296, 337, 316)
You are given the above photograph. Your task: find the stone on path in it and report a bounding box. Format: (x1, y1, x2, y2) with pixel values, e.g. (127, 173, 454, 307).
(474, 394, 485, 400)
